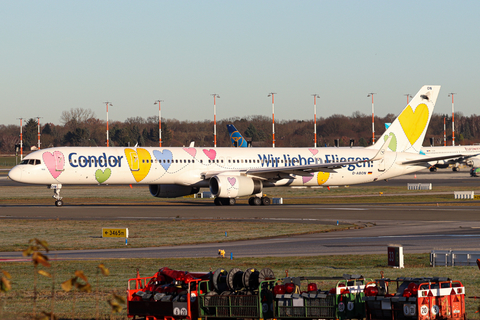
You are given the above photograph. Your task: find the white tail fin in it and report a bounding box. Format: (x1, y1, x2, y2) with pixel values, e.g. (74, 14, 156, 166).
(372, 85, 440, 153)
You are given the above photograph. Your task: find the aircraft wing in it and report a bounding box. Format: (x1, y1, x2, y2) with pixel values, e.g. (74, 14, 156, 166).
(202, 135, 392, 180)
(402, 153, 480, 165)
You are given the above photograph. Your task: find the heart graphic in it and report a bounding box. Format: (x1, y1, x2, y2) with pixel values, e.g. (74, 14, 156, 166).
(308, 149, 319, 155)
(42, 151, 65, 179)
(384, 133, 397, 152)
(398, 103, 429, 146)
(302, 174, 314, 184)
(124, 148, 152, 182)
(227, 177, 236, 186)
(153, 149, 173, 171)
(203, 149, 216, 161)
(95, 168, 111, 184)
(183, 148, 196, 157)
(317, 171, 330, 185)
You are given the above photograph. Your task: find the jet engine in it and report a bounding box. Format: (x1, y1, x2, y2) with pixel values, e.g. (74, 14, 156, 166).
(209, 175, 262, 198)
(149, 184, 199, 198)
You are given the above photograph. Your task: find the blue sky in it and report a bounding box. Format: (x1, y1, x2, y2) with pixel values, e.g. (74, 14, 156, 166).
(1, 0, 479, 126)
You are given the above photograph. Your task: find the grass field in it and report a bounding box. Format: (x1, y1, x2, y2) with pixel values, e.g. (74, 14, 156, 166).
(0, 219, 351, 252)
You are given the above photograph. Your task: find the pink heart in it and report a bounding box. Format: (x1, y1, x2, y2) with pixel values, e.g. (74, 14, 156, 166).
(203, 149, 216, 160)
(183, 148, 196, 157)
(42, 151, 65, 179)
(227, 177, 236, 186)
(309, 148, 319, 155)
(302, 174, 314, 184)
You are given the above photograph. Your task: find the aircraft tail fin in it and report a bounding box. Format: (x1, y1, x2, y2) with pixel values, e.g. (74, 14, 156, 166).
(227, 124, 248, 147)
(372, 85, 440, 153)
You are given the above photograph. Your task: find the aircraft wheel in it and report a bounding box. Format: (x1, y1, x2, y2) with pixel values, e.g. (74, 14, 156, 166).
(55, 200, 64, 207)
(253, 197, 262, 206)
(453, 167, 459, 172)
(429, 166, 437, 172)
(227, 198, 236, 206)
(248, 197, 254, 205)
(214, 198, 223, 206)
(261, 197, 271, 206)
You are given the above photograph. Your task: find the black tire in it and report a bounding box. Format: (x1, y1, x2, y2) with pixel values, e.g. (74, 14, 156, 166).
(253, 197, 262, 206)
(248, 197, 254, 205)
(261, 197, 271, 206)
(429, 166, 437, 172)
(227, 198, 236, 206)
(55, 200, 64, 207)
(214, 198, 222, 206)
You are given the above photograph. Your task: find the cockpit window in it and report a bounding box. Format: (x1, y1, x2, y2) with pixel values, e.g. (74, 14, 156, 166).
(19, 159, 41, 165)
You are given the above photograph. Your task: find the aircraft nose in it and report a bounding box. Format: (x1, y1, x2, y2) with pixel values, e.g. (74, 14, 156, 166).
(7, 166, 22, 182)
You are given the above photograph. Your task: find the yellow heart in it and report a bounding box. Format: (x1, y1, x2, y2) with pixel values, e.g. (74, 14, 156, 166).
(398, 103, 429, 145)
(317, 171, 330, 185)
(125, 148, 152, 182)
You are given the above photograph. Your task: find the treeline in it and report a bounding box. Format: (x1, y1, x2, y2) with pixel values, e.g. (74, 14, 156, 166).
(1, 108, 479, 153)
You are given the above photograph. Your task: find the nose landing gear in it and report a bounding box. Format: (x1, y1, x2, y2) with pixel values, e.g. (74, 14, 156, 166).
(49, 184, 64, 207)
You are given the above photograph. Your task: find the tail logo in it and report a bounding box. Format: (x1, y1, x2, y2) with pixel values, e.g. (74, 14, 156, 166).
(398, 104, 429, 145)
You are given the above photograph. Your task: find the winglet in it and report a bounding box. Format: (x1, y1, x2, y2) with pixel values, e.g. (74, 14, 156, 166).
(370, 134, 392, 161)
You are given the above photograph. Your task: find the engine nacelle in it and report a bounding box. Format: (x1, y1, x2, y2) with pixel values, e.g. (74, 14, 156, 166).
(467, 158, 480, 167)
(149, 184, 199, 198)
(209, 175, 262, 198)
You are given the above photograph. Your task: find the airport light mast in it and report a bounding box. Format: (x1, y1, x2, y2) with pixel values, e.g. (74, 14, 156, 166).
(312, 94, 320, 148)
(448, 93, 456, 146)
(443, 117, 446, 146)
(154, 100, 164, 147)
(268, 92, 276, 148)
(367, 93, 376, 144)
(17, 118, 23, 161)
(404, 94, 412, 104)
(211, 94, 220, 147)
(104, 102, 113, 147)
(36, 117, 42, 149)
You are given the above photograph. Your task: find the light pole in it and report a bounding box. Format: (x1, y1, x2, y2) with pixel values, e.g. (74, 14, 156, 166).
(312, 94, 320, 148)
(268, 92, 276, 148)
(104, 102, 112, 147)
(17, 118, 23, 161)
(367, 93, 376, 144)
(448, 93, 456, 146)
(154, 100, 164, 147)
(443, 116, 446, 146)
(404, 94, 412, 104)
(211, 94, 220, 147)
(36, 117, 42, 149)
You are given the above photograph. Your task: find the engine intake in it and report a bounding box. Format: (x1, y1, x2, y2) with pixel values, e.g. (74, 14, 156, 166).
(209, 175, 262, 198)
(149, 184, 199, 198)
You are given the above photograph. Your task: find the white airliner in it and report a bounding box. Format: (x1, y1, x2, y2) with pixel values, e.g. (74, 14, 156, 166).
(9, 85, 459, 207)
(421, 146, 480, 171)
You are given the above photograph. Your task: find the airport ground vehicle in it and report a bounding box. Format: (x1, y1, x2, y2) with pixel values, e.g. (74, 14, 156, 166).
(127, 267, 370, 320)
(363, 277, 466, 320)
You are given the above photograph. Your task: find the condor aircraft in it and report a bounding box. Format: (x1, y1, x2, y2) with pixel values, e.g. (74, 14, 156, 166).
(9, 85, 456, 207)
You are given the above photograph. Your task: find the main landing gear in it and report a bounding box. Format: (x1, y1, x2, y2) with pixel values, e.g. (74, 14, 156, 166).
(213, 196, 271, 206)
(49, 184, 64, 207)
(214, 197, 236, 206)
(248, 196, 271, 206)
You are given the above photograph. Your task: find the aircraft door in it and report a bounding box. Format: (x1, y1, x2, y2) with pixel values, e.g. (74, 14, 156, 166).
(378, 159, 385, 172)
